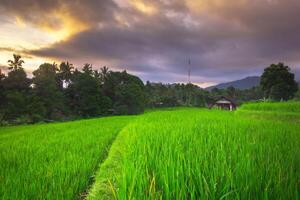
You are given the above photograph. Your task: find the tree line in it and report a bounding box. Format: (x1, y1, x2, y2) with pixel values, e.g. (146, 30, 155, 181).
(145, 62, 298, 107)
(0, 55, 299, 125)
(145, 82, 265, 107)
(0, 55, 145, 125)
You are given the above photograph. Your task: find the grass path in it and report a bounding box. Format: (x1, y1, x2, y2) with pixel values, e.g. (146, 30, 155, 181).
(87, 124, 134, 200)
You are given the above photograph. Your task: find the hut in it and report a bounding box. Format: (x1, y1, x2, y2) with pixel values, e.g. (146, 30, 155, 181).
(209, 96, 237, 111)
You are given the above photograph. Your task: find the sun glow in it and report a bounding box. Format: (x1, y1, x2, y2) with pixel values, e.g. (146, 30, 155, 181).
(0, 8, 90, 70)
(131, 0, 156, 15)
(37, 10, 89, 42)
(186, 0, 227, 14)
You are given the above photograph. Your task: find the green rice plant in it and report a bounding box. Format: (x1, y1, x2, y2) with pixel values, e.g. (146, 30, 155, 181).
(237, 101, 300, 122)
(0, 116, 135, 199)
(236, 109, 300, 123)
(89, 108, 300, 199)
(239, 101, 300, 113)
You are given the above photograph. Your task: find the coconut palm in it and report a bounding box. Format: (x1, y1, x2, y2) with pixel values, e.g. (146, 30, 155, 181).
(100, 66, 110, 83)
(59, 62, 74, 83)
(7, 54, 24, 71)
(82, 63, 93, 75)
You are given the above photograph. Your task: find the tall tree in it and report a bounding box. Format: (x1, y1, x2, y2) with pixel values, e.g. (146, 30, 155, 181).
(32, 63, 65, 120)
(4, 54, 30, 91)
(100, 66, 110, 84)
(67, 66, 108, 116)
(260, 63, 298, 101)
(2, 55, 31, 120)
(82, 63, 93, 75)
(103, 70, 145, 114)
(115, 82, 145, 114)
(58, 61, 74, 88)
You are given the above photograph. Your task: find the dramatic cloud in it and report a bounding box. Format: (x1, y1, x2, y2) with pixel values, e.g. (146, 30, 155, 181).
(1, 0, 300, 86)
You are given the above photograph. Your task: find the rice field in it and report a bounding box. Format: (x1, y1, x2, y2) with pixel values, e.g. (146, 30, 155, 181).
(0, 116, 134, 199)
(88, 107, 300, 199)
(1, 102, 300, 199)
(240, 101, 300, 112)
(237, 101, 300, 122)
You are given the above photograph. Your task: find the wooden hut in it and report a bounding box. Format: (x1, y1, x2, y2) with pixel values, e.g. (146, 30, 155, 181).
(209, 96, 237, 111)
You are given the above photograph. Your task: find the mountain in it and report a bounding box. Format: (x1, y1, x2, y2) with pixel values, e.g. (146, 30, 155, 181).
(206, 76, 260, 90)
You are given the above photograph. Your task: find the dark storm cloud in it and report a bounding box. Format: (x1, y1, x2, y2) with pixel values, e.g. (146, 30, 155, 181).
(0, 47, 32, 58)
(0, 0, 118, 28)
(1, 0, 300, 84)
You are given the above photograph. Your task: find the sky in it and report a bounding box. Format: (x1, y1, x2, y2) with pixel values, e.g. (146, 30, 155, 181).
(0, 0, 300, 87)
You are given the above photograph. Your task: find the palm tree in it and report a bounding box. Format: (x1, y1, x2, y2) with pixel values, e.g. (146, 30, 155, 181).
(59, 62, 74, 82)
(7, 54, 24, 70)
(100, 66, 110, 83)
(82, 63, 93, 75)
(101, 66, 109, 76)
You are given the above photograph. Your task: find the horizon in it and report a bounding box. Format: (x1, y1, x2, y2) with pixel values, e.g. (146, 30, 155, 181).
(1, 0, 300, 87)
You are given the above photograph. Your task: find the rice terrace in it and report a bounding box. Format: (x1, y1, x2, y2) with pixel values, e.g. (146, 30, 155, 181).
(1, 0, 300, 199)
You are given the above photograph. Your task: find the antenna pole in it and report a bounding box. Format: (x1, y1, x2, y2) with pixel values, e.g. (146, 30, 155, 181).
(188, 59, 191, 83)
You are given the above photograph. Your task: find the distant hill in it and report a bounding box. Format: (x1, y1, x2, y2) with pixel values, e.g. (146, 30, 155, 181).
(206, 76, 260, 90)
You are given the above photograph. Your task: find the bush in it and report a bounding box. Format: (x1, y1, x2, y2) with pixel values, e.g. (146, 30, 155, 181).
(30, 114, 44, 123)
(114, 104, 129, 115)
(12, 115, 31, 125)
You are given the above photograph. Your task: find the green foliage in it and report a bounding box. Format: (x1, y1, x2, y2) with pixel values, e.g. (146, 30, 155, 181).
(57, 61, 74, 88)
(2, 67, 30, 92)
(1, 55, 147, 125)
(26, 93, 47, 122)
(32, 63, 66, 119)
(115, 82, 145, 115)
(1, 54, 297, 126)
(0, 116, 134, 199)
(88, 108, 300, 199)
(145, 82, 210, 107)
(260, 63, 298, 100)
(67, 68, 105, 117)
(3, 91, 28, 120)
(103, 71, 146, 115)
(145, 82, 264, 108)
(1, 67, 31, 120)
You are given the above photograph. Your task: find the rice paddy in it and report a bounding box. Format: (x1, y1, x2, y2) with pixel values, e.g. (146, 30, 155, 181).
(0, 116, 134, 199)
(1, 102, 300, 199)
(240, 101, 300, 112)
(88, 107, 300, 199)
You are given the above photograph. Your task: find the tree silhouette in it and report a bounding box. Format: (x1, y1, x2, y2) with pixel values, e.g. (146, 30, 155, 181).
(7, 54, 25, 71)
(100, 66, 110, 83)
(33, 63, 65, 119)
(58, 62, 74, 88)
(101, 66, 109, 76)
(59, 62, 74, 80)
(260, 63, 298, 100)
(82, 63, 93, 75)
